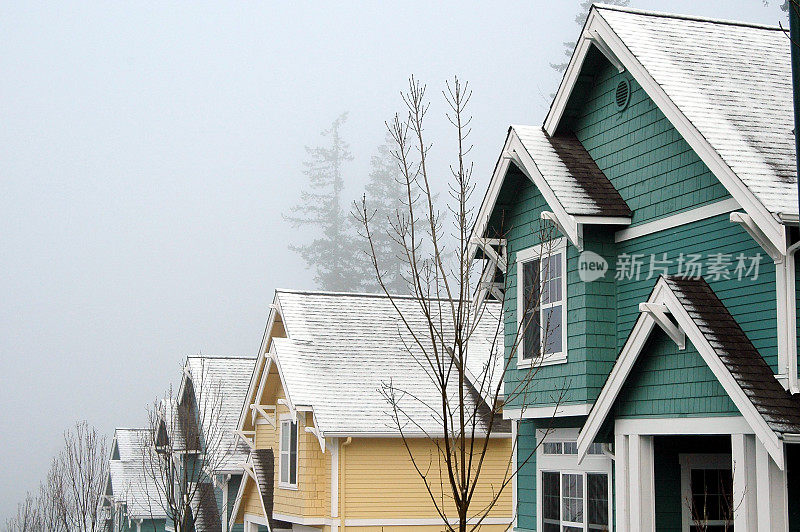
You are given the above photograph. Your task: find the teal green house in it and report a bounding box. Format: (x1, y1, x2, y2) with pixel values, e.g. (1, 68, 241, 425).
(472, 5, 800, 531)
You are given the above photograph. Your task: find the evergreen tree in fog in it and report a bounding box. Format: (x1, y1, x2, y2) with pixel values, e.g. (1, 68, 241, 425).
(286, 113, 363, 292)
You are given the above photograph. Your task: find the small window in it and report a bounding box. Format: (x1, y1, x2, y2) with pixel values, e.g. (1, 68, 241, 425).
(518, 239, 567, 366)
(279, 419, 298, 487)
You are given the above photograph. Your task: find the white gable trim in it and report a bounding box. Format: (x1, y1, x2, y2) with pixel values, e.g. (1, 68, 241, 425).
(576, 278, 785, 469)
(229, 460, 269, 530)
(544, 7, 785, 255)
(238, 296, 281, 431)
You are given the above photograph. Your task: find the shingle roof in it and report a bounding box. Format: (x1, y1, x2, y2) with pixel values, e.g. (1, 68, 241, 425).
(191, 482, 222, 532)
(664, 276, 800, 434)
(595, 5, 797, 216)
(107, 429, 167, 519)
(513, 125, 632, 217)
(273, 290, 507, 436)
(114, 428, 150, 462)
(251, 449, 275, 525)
(184, 356, 255, 472)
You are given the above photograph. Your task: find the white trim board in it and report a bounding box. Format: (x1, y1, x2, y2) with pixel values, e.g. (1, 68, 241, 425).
(576, 277, 785, 469)
(614, 198, 741, 243)
(504, 403, 592, 420)
(544, 6, 785, 255)
(271, 513, 340, 526)
(344, 518, 513, 526)
(615, 416, 752, 436)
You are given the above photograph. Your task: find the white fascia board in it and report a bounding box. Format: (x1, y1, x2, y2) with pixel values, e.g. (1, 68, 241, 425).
(471, 133, 516, 258)
(506, 133, 582, 249)
(272, 513, 339, 526)
(503, 403, 593, 419)
(237, 295, 281, 430)
(573, 215, 631, 225)
(615, 198, 740, 243)
(576, 278, 785, 469)
(544, 9, 785, 255)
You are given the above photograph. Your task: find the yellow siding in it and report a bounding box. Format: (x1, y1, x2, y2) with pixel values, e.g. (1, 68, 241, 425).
(341, 437, 512, 521)
(234, 474, 264, 522)
(252, 388, 330, 519)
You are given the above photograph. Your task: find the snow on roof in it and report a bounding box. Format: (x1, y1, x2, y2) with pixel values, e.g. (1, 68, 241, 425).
(107, 429, 167, 519)
(512, 125, 632, 217)
(184, 356, 255, 472)
(595, 4, 797, 216)
(113, 428, 150, 462)
(272, 290, 506, 436)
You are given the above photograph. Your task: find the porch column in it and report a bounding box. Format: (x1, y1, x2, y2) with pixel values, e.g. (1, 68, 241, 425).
(731, 433, 757, 531)
(614, 434, 629, 532)
(628, 434, 655, 531)
(756, 439, 788, 532)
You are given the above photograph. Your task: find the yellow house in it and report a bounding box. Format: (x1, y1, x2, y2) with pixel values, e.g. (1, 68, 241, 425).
(230, 290, 512, 532)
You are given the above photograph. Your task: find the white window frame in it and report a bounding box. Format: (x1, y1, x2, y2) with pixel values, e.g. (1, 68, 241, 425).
(679, 453, 733, 532)
(278, 414, 299, 490)
(536, 428, 613, 532)
(517, 238, 568, 368)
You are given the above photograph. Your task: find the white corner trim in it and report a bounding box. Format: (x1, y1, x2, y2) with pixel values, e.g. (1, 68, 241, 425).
(614, 198, 740, 243)
(330, 437, 339, 518)
(243, 513, 269, 526)
(504, 403, 592, 420)
(576, 278, 786, 469)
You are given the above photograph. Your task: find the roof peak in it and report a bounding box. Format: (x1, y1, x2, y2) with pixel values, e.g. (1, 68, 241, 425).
(593, 3, 782, 32)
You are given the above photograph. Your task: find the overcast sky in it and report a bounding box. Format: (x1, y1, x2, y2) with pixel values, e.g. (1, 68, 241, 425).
(0, 0, 787, 516)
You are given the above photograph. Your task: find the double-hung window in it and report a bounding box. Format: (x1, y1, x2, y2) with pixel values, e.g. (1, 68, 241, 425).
(279, 418, 298, 488)
(517, 238, 567, 366)
(538, 429, 612, 532)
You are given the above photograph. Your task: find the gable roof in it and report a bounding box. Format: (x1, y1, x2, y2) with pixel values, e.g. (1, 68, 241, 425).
(472, 125, 631, 251)
(544, 4, 794, 252)
(593, 5, 796, 217)
(182, 356, 255, 473)
(106, 428, 167, 520)
(252, 290, 506, 438)
(577, 276, 800, 469)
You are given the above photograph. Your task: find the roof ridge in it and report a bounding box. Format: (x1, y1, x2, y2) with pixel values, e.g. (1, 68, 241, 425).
(593, 3, 782, 31)
(275, 288, 462, 301)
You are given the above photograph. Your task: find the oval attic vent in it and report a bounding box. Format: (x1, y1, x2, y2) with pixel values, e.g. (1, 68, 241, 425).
(615, 79, 630, 111)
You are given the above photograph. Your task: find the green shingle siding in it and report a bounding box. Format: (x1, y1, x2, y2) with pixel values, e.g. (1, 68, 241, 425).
(569, 58, 731, 227)
(615, 329, 739, 418)
(615, 213, 777, 372)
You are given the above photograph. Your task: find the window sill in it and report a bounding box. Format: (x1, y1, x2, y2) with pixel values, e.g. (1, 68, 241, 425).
(278, 483, 299, 491)
(517, 353, 567, 369)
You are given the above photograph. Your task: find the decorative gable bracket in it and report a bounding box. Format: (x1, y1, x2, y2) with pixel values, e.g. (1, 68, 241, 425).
(471, 237, 507, 308)
(250, 404, 276, 427)
(638, 302, 685, 350)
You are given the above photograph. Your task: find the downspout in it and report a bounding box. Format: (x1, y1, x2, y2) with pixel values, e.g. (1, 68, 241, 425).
(340, 437, 352, 532)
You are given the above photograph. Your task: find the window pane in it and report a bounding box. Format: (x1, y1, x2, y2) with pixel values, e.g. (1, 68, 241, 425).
(563, 442, 578, 455)
(280, 453, 289, 483)
(290, 421, 298, 484)
(542, 472, 560, 521)
(588, 473, 609, 528)
(542, 305, 563, 354)
(281, 421, 290, 448)
(522, 259, 540, 360)
(543, 442, 562, 455)
(561, 473, 583, 524)
(690, 468, 732, 524)
(588, 442, 604, 455)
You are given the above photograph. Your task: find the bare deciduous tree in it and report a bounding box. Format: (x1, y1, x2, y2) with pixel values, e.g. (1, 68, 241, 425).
(61, 421, 109, 531)
(355, 76, 565, 532)
(140, 361, 230, 531)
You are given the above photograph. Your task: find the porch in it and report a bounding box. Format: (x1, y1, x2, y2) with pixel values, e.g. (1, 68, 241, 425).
(612, 417, 798, 532)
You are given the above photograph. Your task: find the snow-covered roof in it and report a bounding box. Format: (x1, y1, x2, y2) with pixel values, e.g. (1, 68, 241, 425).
(183, 356, 255, 473)
(106, 429, 167, 519)
(113, 428, 150, 462)
(582, 5, 796, 217)
(512, 125, 631, 217)
(270, 290, 505, 437)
